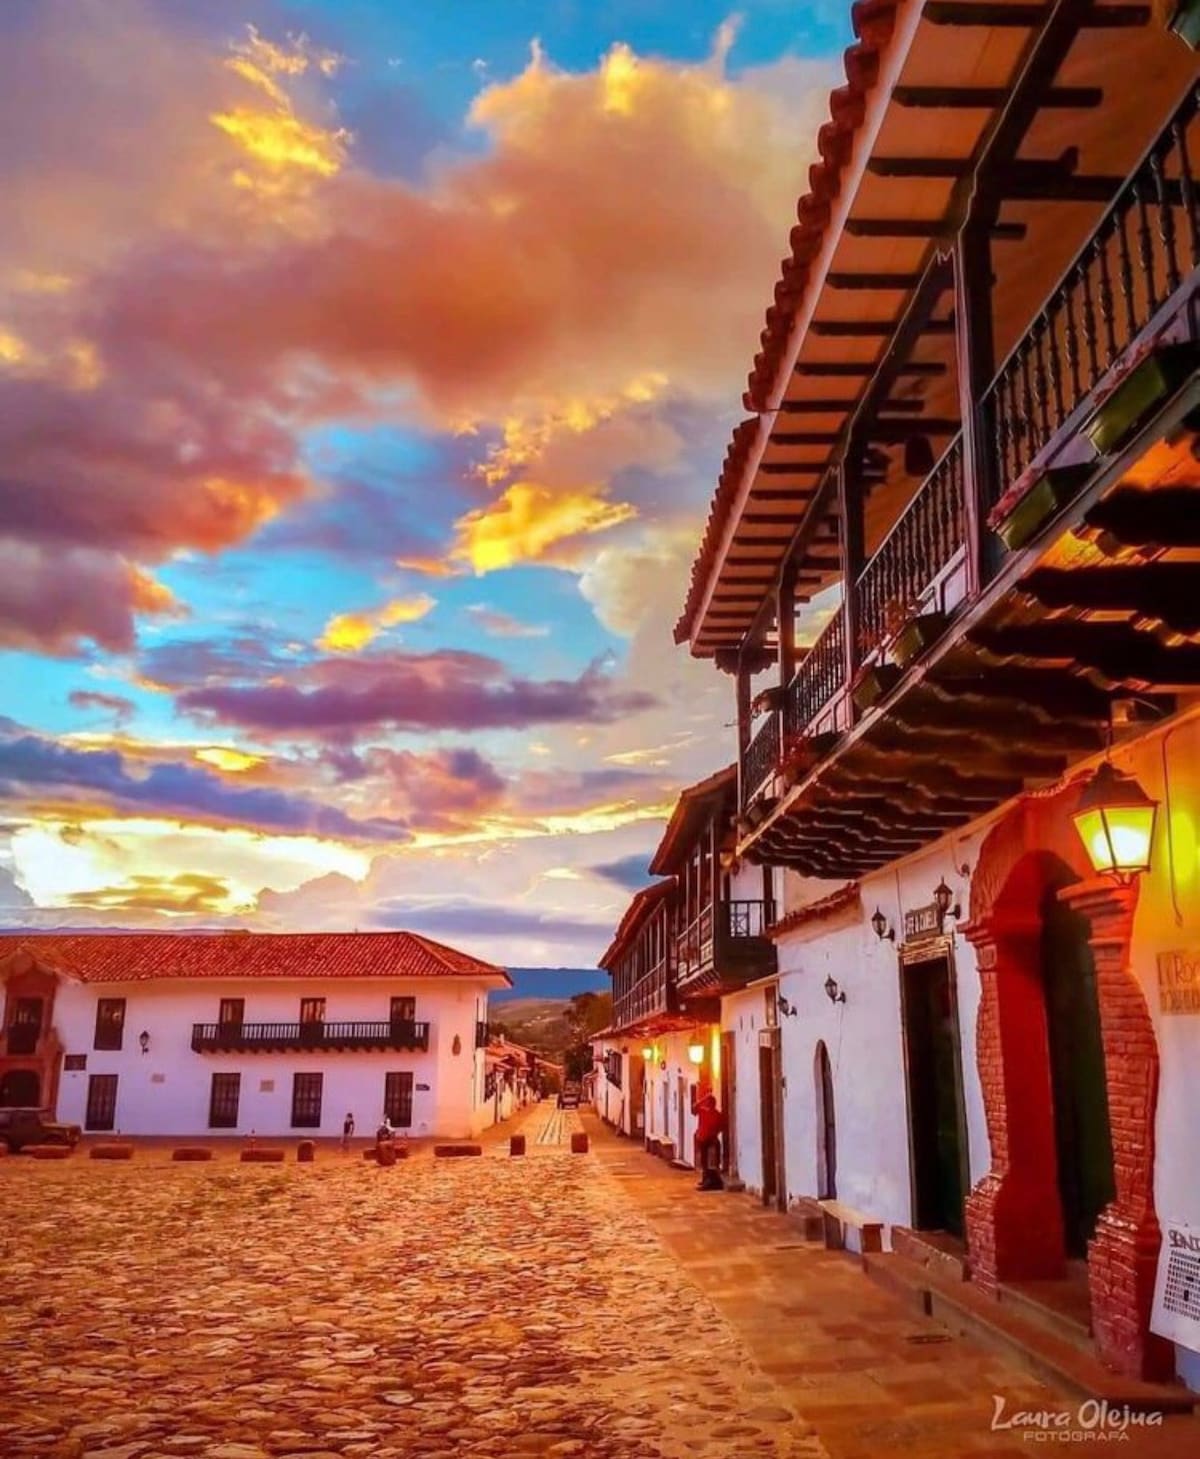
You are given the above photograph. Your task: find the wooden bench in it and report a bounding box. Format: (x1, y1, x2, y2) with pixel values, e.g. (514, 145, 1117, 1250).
(819, 1198, 884, 1254)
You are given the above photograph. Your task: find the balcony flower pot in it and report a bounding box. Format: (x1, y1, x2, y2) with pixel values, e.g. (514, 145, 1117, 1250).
(990, 465, 1090, 552)
(892, 611, 949, 669)
(1170, 0, 1200, 47)
(852, 664, 901, 714)
(1083, 344, 1199, 458)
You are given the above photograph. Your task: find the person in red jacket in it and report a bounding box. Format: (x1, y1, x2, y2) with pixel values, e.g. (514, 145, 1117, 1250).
(694, 1092, 725, 1191)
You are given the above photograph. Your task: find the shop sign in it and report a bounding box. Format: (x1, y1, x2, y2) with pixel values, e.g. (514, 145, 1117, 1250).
(1151, 1219, 1200, 1353)
(1156, 950, 1200, 1015)
(904, 902, 942, 943)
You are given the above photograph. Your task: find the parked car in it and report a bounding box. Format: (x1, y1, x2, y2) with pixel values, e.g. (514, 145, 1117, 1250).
(0, 1107, 82, 1153)
(557, 1083, 581, 1109)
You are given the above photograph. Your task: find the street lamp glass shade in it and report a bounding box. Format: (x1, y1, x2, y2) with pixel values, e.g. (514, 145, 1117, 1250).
(1072, 763, 1158, 879)
(138, 1030, 150, 1054)
(870, 907, 888, 940)
(687, 1041, 705, 1065)
(641, 1045, 654, 1061)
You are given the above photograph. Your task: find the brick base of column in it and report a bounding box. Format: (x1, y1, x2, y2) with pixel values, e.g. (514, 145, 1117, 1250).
(966, 1169, 1067, 1294)
(1089, 1205, 1174, 1381)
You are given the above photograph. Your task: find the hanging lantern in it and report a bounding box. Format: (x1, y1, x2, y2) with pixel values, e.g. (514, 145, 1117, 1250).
(1071, 762, 1158, 883)
(687, 1041, 705, 1066)
(641, 1044, 654, 1061)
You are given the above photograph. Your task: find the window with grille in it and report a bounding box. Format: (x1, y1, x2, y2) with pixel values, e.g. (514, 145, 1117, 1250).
(93, 999, 126, 1051)
(85, 1074, 118, 1131)
(208, 1073, 241, 1129)
(383, 1071, 414, 1127)
(291, 1072, 323, 1128)
(390, 996, 416, 1024)
(299, 997, 325, 1025)
(218, 998, 244, 1030)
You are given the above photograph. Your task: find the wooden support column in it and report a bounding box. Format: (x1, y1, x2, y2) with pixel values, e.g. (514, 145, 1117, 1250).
(954, 221, 1002, 594)
(776, 557, 798, 690)
(735, 662, 753, 809)
(836, 456, 866, 701)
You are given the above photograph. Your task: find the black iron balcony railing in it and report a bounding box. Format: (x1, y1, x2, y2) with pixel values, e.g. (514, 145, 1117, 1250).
(742, 713, 780, 806)
(191, 1019, 431, 1053)
(983, 82, 1199, 507)
(857, 434, 965, 660)
(475, 1019, 490, 1049)
(785, 606, 846, 743)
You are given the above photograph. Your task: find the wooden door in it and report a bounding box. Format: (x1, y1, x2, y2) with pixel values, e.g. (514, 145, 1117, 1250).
(902, 951, 969, 1236)
(759, 1040, 780, 1207)
(720, 1031, 737, 1175)
(814, 1041, 837, 1200)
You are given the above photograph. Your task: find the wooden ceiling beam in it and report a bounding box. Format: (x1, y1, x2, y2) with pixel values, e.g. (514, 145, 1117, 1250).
(757, 463, 825, 477)
(866, 417, 961, 440)
(971, 622, 1200, 688)
(794, 361, 946, 378)
(868, 157, 970, 179)
(827, 271, 924, 290)
(894, 85, 1102, 110)
(1020, 564, 1200, 632)
(1081, 486, 1200, 550)
(924, 2, 1149, 25)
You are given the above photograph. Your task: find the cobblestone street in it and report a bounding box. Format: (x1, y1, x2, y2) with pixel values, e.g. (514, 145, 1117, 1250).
(2, 1106, 1196, 1459)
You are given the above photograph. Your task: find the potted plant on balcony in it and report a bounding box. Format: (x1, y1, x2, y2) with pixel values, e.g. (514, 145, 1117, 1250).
(988, 463, 1092, 552)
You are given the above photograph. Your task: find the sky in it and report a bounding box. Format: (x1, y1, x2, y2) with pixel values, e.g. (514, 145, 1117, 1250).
(0, 0, 847, 965)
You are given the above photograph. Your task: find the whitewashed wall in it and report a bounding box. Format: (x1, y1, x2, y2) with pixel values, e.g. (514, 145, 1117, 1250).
(40, 977, 493, 1139)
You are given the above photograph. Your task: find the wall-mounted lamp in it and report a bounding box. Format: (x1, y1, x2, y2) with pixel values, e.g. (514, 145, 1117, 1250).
(1072, 761, 1158, 884)
(687, 1041, 705, 1065)
(138, 1030, 150, 1055)
(933, 878, 961, 925)
(776, 995, 798, 1018)
(824, 976, 847, 1006)
(870, 907, 895, 942)
(641, 1044, 654, 1062)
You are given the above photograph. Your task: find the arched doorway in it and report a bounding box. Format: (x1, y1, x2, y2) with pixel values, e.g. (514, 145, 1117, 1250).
(964, 780, 1169, 1379)
(814, 1041, 836, 1200)
(1040, 888, 1115, 1259)
(0, 1068, 41, 1107)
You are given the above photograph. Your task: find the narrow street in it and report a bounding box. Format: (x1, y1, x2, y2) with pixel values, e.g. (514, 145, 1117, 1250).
(1, 1105, 1195, 1459)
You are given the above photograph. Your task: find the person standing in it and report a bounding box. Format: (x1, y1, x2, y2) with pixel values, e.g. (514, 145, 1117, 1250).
(694, 1093, 725, 1191)
(342, 1112, 355, 1152)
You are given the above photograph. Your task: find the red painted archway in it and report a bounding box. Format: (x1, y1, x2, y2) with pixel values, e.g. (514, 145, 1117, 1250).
(963, 777, 1171, 1381)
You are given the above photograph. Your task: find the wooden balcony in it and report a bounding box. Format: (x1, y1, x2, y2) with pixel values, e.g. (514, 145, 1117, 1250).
(737, 82, 1200, 864)
(190, 1020, 431, 1054)
(675, 898, 777, 998)
(612, 955, 680, 1036)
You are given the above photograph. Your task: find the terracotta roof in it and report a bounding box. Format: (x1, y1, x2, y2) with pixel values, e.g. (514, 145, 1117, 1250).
(0, 931, 512, 986)
(648, 764, 736, 876)
(598, 880, 676, 971)
(676, 0, 900, 647)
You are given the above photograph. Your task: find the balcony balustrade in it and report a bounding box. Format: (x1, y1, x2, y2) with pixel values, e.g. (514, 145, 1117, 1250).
(739, 84, 1200, 817)
(612, 955, 676, 1033)
(676, 898, 775, 989)
(191, 1019, 431, 1054)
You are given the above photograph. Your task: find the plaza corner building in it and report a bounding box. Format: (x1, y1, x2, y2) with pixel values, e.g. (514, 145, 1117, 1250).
(0, 931, 511, 1140)
(596, 2, 1200, 1396)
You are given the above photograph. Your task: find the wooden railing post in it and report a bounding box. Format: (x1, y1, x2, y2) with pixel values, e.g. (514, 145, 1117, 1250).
(955, 220, 1003, 592)
(836, 457, 865, 701)
(735, 662, 752, 807)
(777, 555, 797, 692)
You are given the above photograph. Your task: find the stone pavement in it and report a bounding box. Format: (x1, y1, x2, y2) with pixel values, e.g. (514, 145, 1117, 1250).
(0, 1103, 825, 1459)
(582, 1113, 1200, 1459)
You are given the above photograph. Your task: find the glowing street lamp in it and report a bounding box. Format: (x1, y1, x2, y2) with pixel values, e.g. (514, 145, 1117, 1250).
(687, 1041, 705, 1066)
(641, 1044, 654, 1062)
(1071, 762, 1158, 883)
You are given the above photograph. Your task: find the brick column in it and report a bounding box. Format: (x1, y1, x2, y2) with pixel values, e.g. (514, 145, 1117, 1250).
(1057, 878, 1172, 1382)
(964, 913, 1066, 1293)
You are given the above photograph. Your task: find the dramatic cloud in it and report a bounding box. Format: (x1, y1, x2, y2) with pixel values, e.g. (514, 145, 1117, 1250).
(64, 871, 237, 916)
(0, 722, 406, 843)
(591, 852, 656, 891)
(177, 650, 656, 737)
(452, 483, 636, 574)
(317, 593, 436, 652)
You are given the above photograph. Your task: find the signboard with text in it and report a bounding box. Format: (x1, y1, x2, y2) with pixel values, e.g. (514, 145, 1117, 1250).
(1156, 950, 1200, 1015)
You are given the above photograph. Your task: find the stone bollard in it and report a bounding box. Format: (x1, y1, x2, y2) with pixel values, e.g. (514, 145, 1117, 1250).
(434, 1143, 482, 1158)
(240, 1148, 286, 1163)
(296, 1140, 315, 1163)
(89, 1143, 134, 1160)
(27, 1144, 73, 1160)
(510, 1134, 526, 1157)
(172, 1147, 213, 1161)
(377, 1143, 397, 1168)
(363, 1147, 379, 1161)
(570, 1133, 589, 1155)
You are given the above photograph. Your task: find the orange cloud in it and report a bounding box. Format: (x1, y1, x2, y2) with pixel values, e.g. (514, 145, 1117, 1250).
(453, 483, 635, 574)
(317, 593, 436, 652)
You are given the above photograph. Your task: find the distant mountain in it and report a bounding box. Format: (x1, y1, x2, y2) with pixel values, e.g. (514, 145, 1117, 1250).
(493, 967, 606, 1004)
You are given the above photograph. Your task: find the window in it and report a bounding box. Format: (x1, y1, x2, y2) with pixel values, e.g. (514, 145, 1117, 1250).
(383, 1072, 414, 1127)
(63, 1054, 87, 1072)
(218, 998, 244, 1030)
(291, 1072, 323, 1128)
(390, 996, 415, 1024)
(299, 998, 326, 1026)
(93, 999, 126, 1051)
(208, 1073, 241, 1129)
(8, 997, 43, 1055)
(85, 1074, 118, 1131)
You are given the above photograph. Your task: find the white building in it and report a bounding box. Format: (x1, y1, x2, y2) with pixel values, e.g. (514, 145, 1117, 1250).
(0, 931, 510, 1140)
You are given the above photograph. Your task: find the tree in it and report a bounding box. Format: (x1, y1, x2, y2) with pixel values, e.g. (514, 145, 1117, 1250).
(562, 990, 612, 1083)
